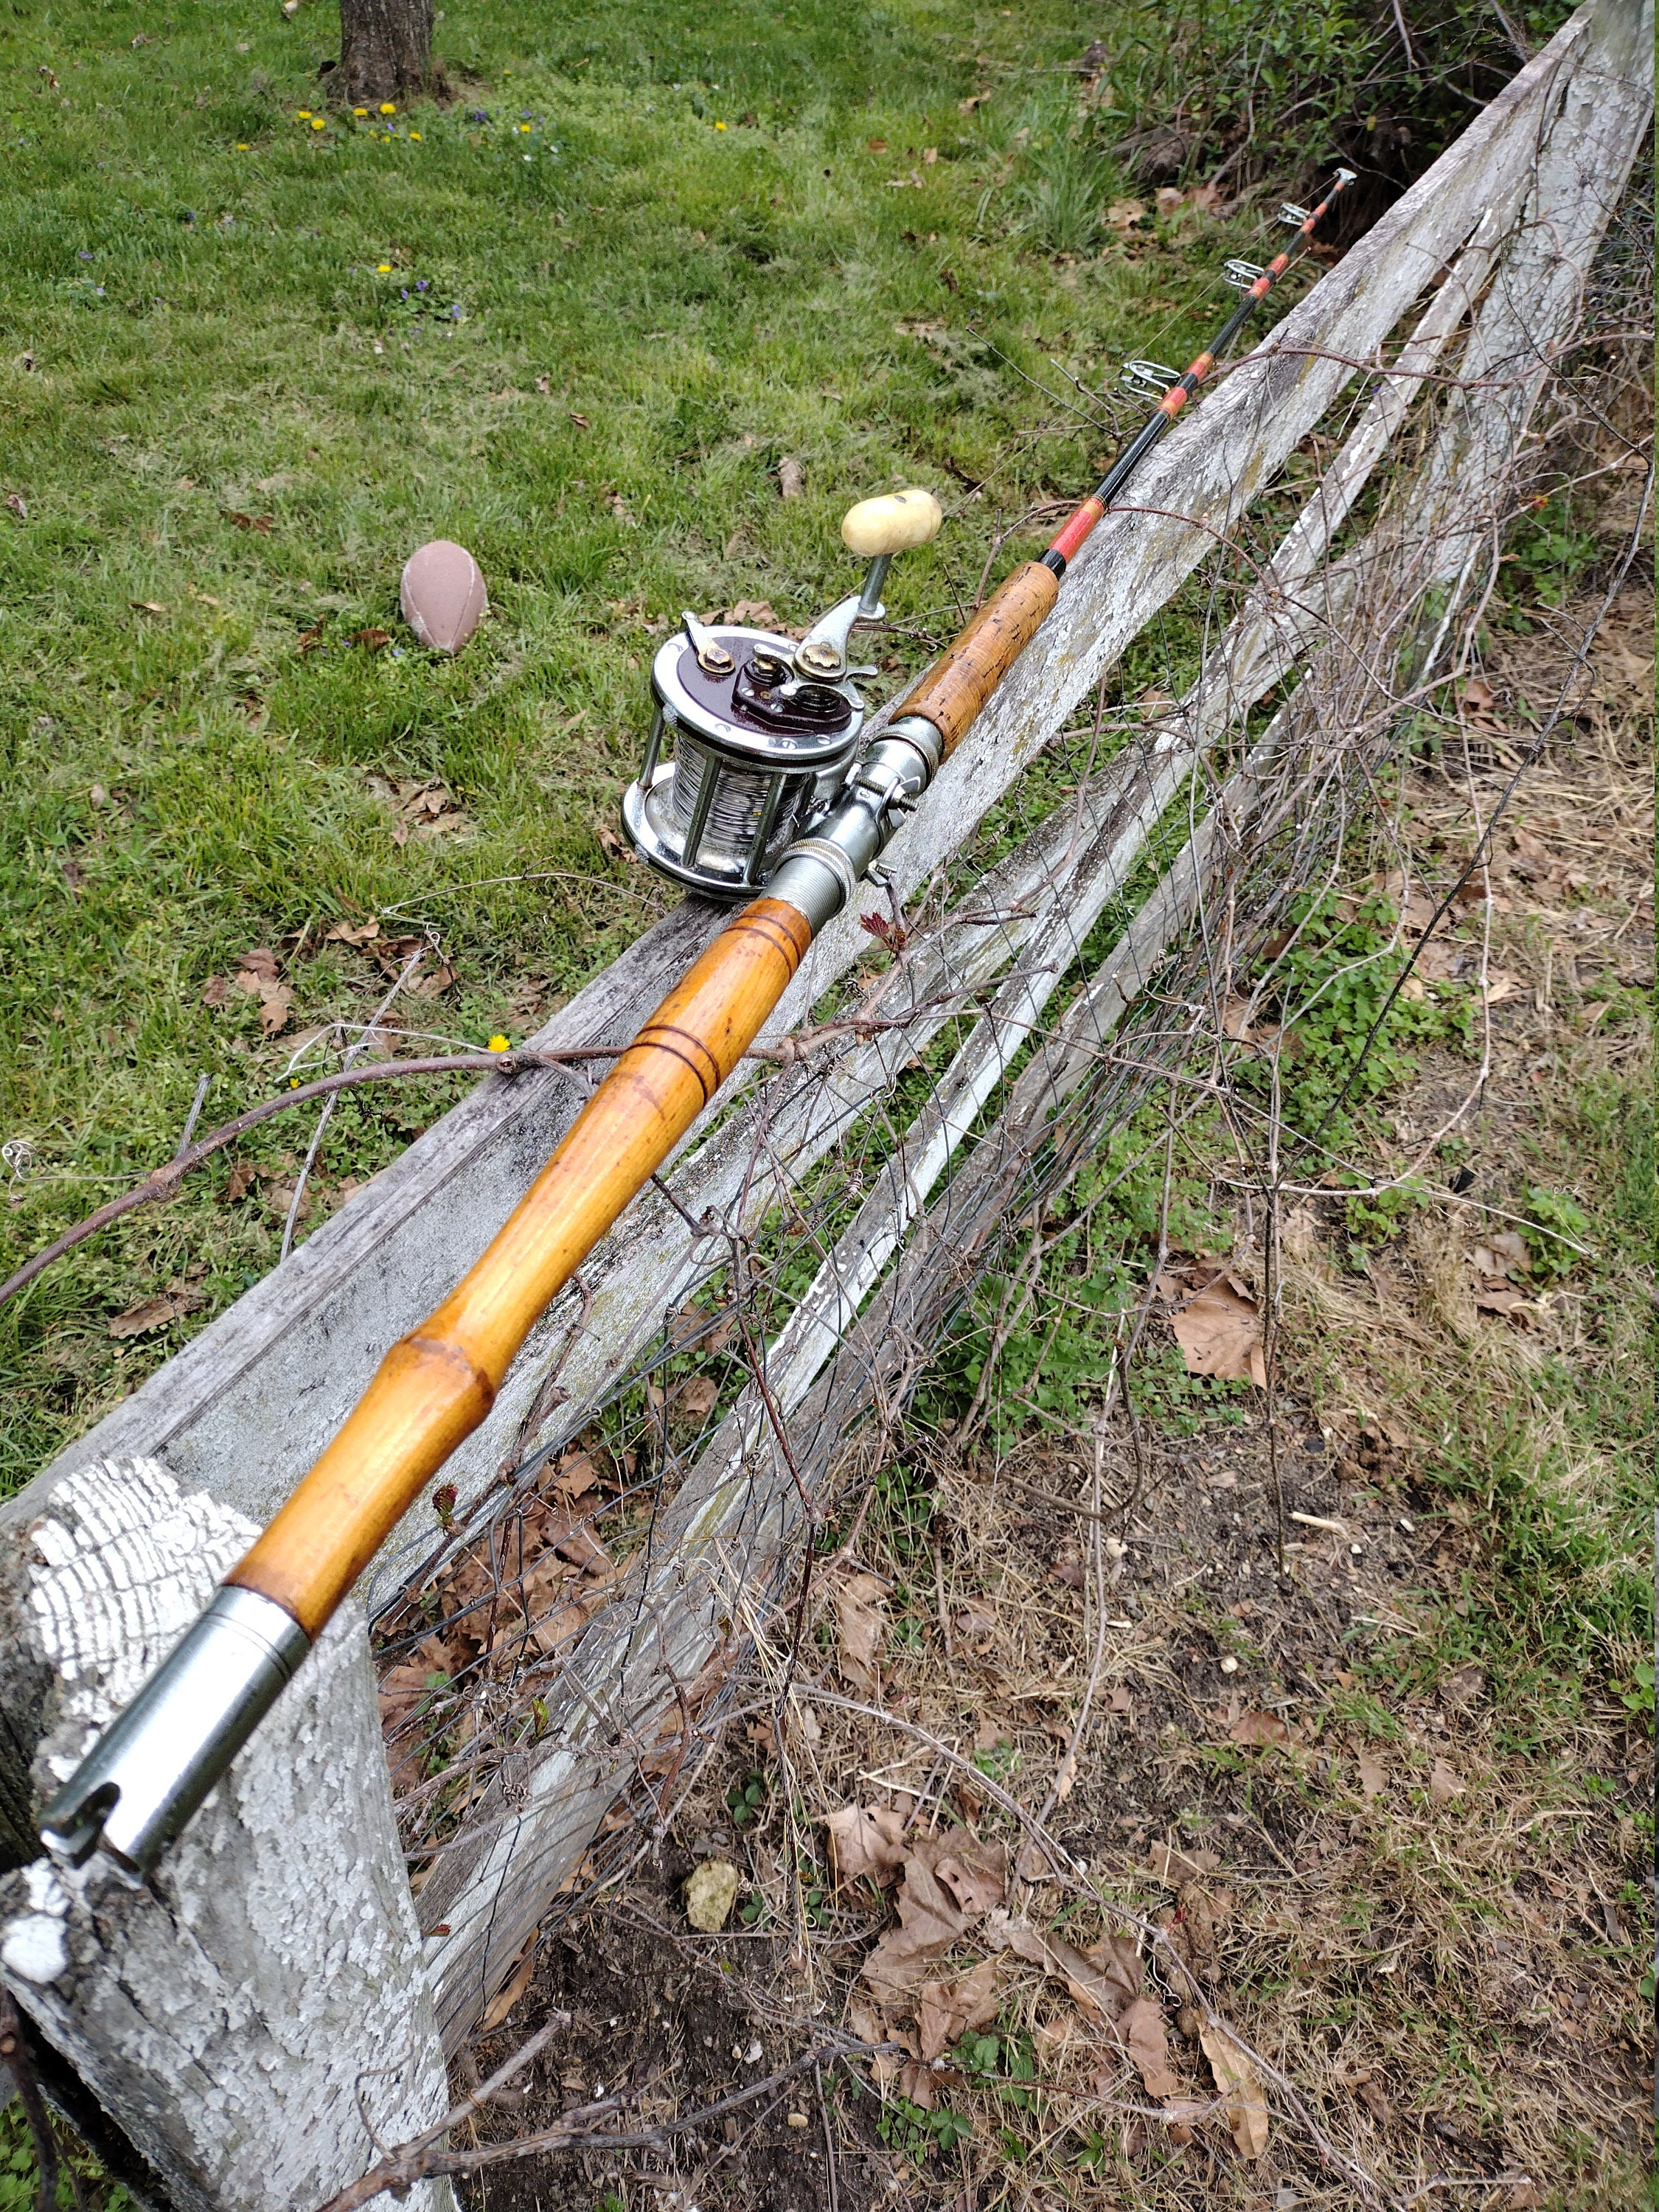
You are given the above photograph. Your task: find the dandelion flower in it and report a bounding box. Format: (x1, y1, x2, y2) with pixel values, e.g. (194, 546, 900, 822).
(310, 117, 325, 131)
(380, 101, 395, 114)
(409, 130, 421, 140)
(377, 262, 392, 271)
(487, 1034, 509, 1054)
(297, 108, 311, 119)
(714, 119, 727, 131)
(235, 142, 250, 150)
(353, 106, 367, 116)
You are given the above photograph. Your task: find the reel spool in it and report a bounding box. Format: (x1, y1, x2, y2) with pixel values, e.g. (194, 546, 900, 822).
(622, 487, 942, 899)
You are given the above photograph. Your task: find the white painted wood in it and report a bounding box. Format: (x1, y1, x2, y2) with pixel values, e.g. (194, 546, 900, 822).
(0, 1458, 453, 2212)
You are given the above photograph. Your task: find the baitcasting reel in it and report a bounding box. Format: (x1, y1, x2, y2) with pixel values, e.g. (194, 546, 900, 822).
(622, 487, 942, 897)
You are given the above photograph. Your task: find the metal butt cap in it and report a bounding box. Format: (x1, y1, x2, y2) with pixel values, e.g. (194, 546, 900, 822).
(38, 1585, 311, 1882)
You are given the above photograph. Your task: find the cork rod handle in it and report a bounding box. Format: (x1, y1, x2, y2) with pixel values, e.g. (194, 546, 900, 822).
(891, 559, 1060, 757)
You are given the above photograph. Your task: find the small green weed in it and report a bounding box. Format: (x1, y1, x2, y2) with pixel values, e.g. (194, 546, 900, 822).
(1521, 1186, 1593, 1281)
(726, 1770, 767, 1829)
(877, 2093, 973, 2161)
(0, 2106, 133, 2212)
(1241, 887, 1474, 1161)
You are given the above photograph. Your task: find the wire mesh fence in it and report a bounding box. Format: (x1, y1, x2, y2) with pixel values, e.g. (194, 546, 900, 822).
(362, 150, 1650, 2025)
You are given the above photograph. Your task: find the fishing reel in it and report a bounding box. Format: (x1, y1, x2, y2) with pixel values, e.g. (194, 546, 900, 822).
(622, 487, 942, 897)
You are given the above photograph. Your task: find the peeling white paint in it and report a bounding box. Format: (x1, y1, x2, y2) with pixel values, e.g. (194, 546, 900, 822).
(2, 1455, 455, 2212)
(1, 1914, 69, 1985)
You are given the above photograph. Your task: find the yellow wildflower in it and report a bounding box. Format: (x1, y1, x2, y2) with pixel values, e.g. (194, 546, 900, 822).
(380, 101, 395, 114)
(236, 142, 250, 151)
(297, 108, 311, 119)
(310, 117, 324, 131)
(353, 107, 367, 117)
(714, 119, 727, 131)
(487, 1034, 509, 1053)
(409, 131, 421, 140)
(377, 262, 392, 271)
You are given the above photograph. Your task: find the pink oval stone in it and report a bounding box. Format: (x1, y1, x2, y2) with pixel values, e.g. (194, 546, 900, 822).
(400, 539, 488, 654)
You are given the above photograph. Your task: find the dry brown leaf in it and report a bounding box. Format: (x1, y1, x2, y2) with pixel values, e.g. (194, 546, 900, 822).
(833, 1569, 888, 1695)
(1162, 1272, 1266, 1387)
(956, 1599, 998, 1643)
(1354, 1745, 1388, 1797)
(863, 1859, 970, 1999)
(1199, 2023, 1270, 2159)
(917, 1956, 1001, 2062)
(1474, 1284, 1529, 1317)
(1441, 1663, 1486, 1708)
(916, 1832, 1006, 1916)
(200, 973, 229, 1008)
(107, 1287, 203, 1340)
(777, 456, 804, 499)
(476, 1940, 538, 2035)
(351, 626, 392, 650)
(1228, 1709, 1301, 1750)
(1429, 1757, 1464, 1806)
(824, 1804, 908, 1888)
(554, 1450, 598, 1500)
(232, 947, 295, 1035)
(1147, 1840, 1219, 1886)
(325, 918, 380, 945)
(1105, 196, 1146, 232)
(1155, 184, 1183, 216)
(1118, 1994, 1180, 2098)
(223, 1160, 257, 1203)
(989, 1912, 1134, 2025)
(674, 1374, 720, 1421)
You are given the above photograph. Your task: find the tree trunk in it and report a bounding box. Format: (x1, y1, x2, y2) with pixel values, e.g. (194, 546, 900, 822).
(338, 0, 433, 108)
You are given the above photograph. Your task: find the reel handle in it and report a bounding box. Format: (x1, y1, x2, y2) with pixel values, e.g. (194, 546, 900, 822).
(840, 486, 943, 557)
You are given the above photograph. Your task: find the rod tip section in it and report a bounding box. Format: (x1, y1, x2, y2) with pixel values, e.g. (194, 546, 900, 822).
(841, 487, 942, 558)
(38, 1587, 310, 1881)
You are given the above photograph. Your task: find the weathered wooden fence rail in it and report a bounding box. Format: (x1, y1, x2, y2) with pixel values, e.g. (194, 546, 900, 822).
(1, 2, 1648, 2202)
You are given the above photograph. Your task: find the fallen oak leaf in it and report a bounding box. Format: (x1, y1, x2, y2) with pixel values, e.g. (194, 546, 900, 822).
(1429, 1757, 1464, 1806)
(106, 1287, 204, 1339)
(917, 1956, 1002, 2062)
(1354, 1745, 1388, 1797)
(1117, 1994, 1180, 2098)
(351, 626, 392, 650)
(1228, 1709, 1302, 1750)
(1160, 1269, 1266, 1387)
(475, 1938, 538, 2035)
(224, 509, 274, 532)
(1199, 2022, 1270, 2159)
(987, 1910, 1136, 2025)
(824, 1804, 908, 1889)
(832, 1568, 888, 1696)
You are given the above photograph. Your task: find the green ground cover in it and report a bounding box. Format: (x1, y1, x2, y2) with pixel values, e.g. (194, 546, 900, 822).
(0, 0, 1306, 1489)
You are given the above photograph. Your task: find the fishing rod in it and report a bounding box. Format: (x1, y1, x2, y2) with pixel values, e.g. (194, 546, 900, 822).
(41, 169, 1355, 1881)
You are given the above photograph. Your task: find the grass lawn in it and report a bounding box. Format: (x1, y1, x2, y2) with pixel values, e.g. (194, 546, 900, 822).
(1, 4, 1650, 2209)
(0, 0, 1301, 1489)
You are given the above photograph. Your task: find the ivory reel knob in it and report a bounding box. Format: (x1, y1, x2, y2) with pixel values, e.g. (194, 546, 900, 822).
(840, 487, 943, 558)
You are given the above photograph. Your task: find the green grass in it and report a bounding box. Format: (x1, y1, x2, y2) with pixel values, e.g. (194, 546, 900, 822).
(0, 0, 1310, 1490)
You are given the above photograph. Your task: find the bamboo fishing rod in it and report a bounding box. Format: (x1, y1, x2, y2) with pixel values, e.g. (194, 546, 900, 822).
(42, 169, 1355, 1880)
